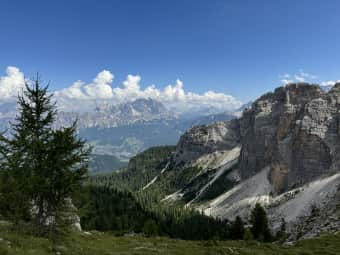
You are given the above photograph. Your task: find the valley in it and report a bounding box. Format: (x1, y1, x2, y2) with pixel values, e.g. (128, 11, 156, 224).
(2, 1, 340, 253)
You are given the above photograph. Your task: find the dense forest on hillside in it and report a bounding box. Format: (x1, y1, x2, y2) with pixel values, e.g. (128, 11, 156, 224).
(84, 146, 274, 242)
(73, 185, 232, 240)
(89, 145, 205, 205)
(90, 146, 176, 190)
(89, 154, 127, 173)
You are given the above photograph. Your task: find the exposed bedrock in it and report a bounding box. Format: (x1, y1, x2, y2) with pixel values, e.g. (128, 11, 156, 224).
(165, 83, 340, 238)
(238, 83, 339, 193)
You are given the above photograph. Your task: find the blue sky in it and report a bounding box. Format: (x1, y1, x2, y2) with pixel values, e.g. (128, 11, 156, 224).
(1, 0, 340, 103)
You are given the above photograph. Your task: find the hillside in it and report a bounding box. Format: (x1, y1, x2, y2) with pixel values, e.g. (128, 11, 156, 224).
(88, 154, 127, 173)
(92, 146, 176, 191)
(102, 82, 340, 241)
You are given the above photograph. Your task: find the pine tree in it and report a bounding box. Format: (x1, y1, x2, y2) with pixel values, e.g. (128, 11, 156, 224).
(142, 219, 159, 236)
(230, 216, 245, 240)
(0, 77, 90, 236)
(243, 228, 253, 241)
(275, 218, 287, 242)
(250, 203, 272, 242)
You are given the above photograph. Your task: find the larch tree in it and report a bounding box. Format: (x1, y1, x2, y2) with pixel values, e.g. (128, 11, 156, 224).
(0, 77, 90, 236)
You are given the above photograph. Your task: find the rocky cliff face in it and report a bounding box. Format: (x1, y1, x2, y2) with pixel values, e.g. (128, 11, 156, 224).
(174, 83, 339, 194)
(174, 119, 240, 166)
(239, 83, 339, 193)
(150, 83, 340, 240)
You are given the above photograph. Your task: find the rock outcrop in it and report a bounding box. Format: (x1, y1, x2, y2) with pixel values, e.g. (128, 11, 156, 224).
(172, 83, 339, 194)
(239, 83, 339, 193)
(156, 83, 340, 240)
(174, 119, 240, 166)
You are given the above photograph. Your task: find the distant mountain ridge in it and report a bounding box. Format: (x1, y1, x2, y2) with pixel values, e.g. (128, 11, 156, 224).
(79, 111, 237, 161)
(0, 97, 240, 171)
(57, 98, 240, 163)
(57, 98, 176, 129)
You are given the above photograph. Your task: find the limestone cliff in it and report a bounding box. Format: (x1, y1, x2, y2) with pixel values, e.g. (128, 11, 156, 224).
(239, 83, 339, 193)
(173, 83, 339, 194)
(157, 83, 340, 240)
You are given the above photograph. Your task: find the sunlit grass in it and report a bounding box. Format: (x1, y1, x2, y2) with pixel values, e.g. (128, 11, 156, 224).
(0, 224, 339, 255)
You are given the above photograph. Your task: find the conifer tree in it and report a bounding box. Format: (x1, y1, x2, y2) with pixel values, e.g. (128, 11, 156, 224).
(230, 216, 245, 240)
(250, 203, 272, 242)
(243, 228, 253, 241)
(0, 77, 90, 236)
(276, 217, 287, 242)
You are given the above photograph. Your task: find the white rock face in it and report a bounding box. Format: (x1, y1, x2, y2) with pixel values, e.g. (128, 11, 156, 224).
(174, 120, 240, 166)
(300, 98, 334, 139)
(160, 83, 340, 240)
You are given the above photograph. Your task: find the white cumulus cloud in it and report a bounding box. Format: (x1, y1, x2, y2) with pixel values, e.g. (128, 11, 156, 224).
(55, 70, 242, 113)
(278, 71, 340, 91)
(320, 80, 340, 87)
(85, 70, 114, 99)
(57, 70, 114, 100)
(0, 66, 243, 114)
(0, 66, 25, 100)
(279, 70, 318, 85)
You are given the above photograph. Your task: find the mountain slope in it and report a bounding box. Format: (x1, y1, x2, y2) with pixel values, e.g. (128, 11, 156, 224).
(116, 82, 340, 241)
(196, 83, 340, 239)
(88, 154, 127, 173)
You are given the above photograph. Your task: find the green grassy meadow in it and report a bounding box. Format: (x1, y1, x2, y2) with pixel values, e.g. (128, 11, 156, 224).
(0, 224, 338, 255)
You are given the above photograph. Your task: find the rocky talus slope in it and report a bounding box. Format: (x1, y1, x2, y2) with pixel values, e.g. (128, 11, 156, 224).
(145, 83, 340, 240)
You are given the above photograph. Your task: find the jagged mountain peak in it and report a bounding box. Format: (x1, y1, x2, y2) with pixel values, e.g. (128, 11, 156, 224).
(57, 98, 175, 129)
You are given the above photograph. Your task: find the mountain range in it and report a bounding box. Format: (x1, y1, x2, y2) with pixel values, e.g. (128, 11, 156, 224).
(109, 82, 340, 241)
(1, 81, 339, 242)
(0, 97, 240, 172)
